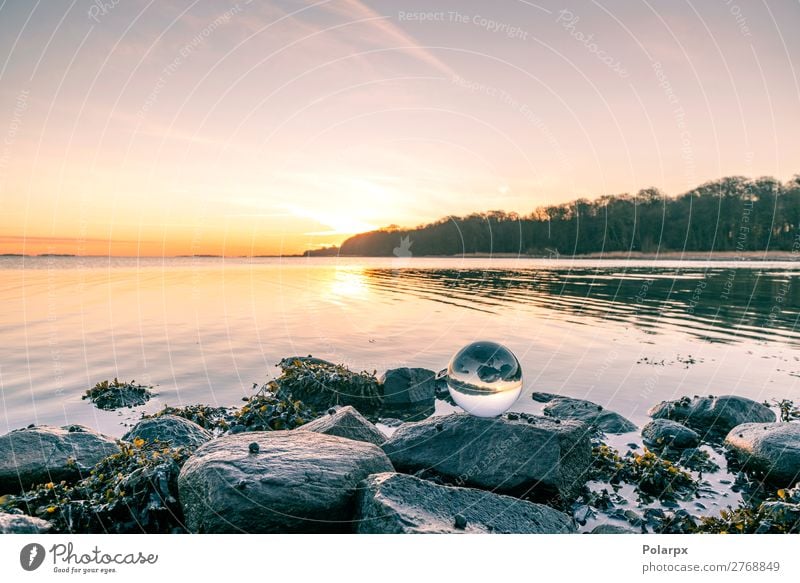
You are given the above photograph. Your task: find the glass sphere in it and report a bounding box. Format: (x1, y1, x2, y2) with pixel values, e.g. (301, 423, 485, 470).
(444, 341, 523, 417)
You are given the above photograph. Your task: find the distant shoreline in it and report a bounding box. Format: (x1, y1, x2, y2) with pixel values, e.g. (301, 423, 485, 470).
(1, 251, 797, 261)
(306, 250, 800, 261)
(417, 250, 800, 261)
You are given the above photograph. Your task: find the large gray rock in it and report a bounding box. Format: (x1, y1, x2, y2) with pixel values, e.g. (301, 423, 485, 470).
(122, 415, 212, 450)
(297, 406, 386, 446)
(381, 413, 591, 501)
(0, 512, 52, 534)
(648, 395, 775, 438)
(724, 423, 800, 486)
(642, 419, 701, 449)
(0, 425, 118, 494)
(355, 472, 575, 533)
(543, 396, 636, 434)
(379, 367, 436, 417)
(178, 431, 393, 533)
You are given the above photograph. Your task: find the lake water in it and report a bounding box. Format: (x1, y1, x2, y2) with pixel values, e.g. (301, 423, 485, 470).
(1, 256, 799, 438)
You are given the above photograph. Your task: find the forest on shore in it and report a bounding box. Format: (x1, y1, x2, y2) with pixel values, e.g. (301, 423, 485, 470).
(308, 175, 800, 257)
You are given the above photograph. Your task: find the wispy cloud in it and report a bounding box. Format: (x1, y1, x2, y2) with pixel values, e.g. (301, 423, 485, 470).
(312, 0, 458, 77)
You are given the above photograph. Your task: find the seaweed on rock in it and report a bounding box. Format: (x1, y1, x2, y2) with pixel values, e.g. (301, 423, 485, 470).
(144, 384, 315, 435)
(696, 486, 800, 534)
(83, 378, 153, 410)
(145, 404, 231, 433)
(674, 447, 720, 474)
(589, 443, 698, 501)
(764, 398, 800, 422)
(0, 440, 190, 533)
(271, 357, 383, 412)
(230, 387, 312, 432)
(649, 486, 800, 534)
(645, 442, 721, 475)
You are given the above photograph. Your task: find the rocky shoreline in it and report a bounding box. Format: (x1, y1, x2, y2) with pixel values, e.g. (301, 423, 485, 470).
(1, 357, 798, 534)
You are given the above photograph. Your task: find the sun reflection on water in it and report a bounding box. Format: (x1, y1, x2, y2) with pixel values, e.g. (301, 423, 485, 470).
(327, 268, 369, 301)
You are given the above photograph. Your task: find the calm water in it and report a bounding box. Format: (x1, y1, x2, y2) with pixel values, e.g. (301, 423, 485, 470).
(1, 256, 799, 437)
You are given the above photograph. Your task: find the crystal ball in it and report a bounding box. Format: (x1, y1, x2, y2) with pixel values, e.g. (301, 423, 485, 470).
(444, 341, 523, 417)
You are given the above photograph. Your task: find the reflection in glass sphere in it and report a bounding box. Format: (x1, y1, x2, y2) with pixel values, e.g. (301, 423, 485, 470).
(443, 341, 523, 417)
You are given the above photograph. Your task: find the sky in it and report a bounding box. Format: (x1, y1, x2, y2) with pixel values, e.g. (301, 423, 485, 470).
(0, 0, 798, 256)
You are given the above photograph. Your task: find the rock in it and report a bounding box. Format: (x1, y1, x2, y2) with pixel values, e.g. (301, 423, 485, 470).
(454, 513, 468, 530)
(543, 396, 637, 434)
(355, 473, 575, 534)
(0, 425, 118, 494)
(641, 419, 701, 449)
(297, 406, 386, 446)
(648, 395, 775, 438)
(724, 423, 800, 486)
(178, 431, 393, 533)
(574, 504, 593, 524)
(623, 509, 644, 526)
(379, 368, 436, 414)
(531, 392, 561, 403)
(590, 523, 639, 534)
(0, 512, 52, 534)
(381, 413, 591, 501)
(122, 415, 212, 450)
(279, 355, 336, 367)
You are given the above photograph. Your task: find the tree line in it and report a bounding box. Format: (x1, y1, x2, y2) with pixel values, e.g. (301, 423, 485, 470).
(308, 175, 800, 257)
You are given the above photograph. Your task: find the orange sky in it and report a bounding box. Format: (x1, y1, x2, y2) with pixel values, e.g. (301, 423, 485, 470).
(0, 0, 798, 256)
